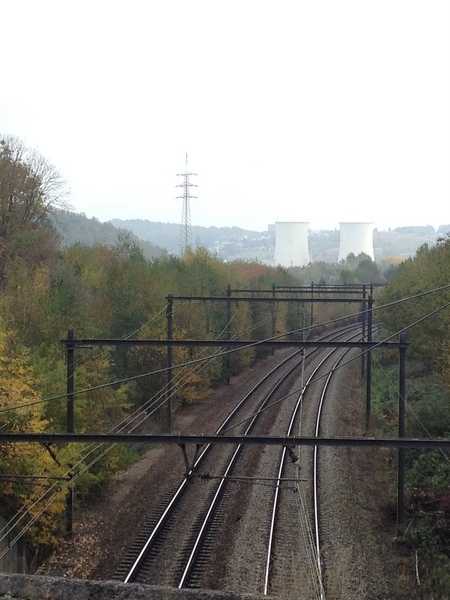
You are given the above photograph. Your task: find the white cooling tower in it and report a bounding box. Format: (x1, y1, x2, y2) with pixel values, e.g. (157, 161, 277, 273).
(338, 222, 374, 261)
(274, 222, 310, 267)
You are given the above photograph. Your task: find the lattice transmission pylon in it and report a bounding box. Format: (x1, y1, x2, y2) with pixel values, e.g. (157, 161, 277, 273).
(176, 153, 197, 254)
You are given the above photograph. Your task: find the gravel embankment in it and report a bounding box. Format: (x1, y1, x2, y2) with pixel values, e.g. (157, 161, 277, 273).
(319, 352, 407, 599)
(36, 349, 410, 598)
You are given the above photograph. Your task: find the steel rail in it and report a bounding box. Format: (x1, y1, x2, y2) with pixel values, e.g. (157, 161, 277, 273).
(312, 341, 357, 599)
(176, 326, 361, 588)
(263, 328, 361, 596)
(122, 326, 355, 584)
(176, 328, 346, 587)
(123, 344, 306, 583)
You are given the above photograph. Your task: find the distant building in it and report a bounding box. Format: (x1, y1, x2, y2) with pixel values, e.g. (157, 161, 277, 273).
(338, 222, 374, 261)
(274, 222, 310, 267)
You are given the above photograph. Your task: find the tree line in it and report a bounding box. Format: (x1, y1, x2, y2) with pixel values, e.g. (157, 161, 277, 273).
(375, 236, 450, 595)
(5, 132, 447, 587)
(0, 135, 306, 556)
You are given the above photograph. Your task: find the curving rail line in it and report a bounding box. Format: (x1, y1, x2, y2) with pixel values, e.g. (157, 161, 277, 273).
(263, 328, 362, 597)
(116, 324, 364, 592)
(120, 343, 307, 584)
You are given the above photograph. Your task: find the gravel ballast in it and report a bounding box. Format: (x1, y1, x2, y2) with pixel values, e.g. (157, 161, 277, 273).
(36, 349, 413, 598)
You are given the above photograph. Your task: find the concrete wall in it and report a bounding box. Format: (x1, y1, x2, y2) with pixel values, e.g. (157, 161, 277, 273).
(0, 516, 36, 574)
(0, 573, 275, 600)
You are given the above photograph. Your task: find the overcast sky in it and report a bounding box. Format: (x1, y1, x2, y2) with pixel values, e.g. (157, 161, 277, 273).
(1, 1, 448, 232)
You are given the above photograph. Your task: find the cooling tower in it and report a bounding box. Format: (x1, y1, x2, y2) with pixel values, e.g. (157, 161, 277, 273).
(274, 222, 310, 267)
(338, 222, 374, 261)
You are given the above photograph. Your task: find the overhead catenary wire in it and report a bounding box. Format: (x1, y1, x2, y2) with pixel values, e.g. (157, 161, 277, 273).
(1, 305, 239, 541)
(77, 307, 239, 449)
(2, 303, 171, 426)
(0, 356, 235, 554)
(371, 352, 450, 464)
(1, 284, 449, 553)
(222, 297, 450, 434)
(0, 312, 236, 548)
(0, 342, 225, 524)
(3, 282, 449, 416)
(0, 309, 292, 414)
(0, 307, 172, 541)
(121, 304, 168, 340)
(295, 475, 326, 599)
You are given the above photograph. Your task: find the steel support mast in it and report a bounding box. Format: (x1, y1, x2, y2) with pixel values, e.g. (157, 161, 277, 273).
(176, 152, 197, 254)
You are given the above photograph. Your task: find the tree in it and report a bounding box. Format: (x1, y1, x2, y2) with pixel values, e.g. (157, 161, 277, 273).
(354, 256, 383, 283)
(0, 135, 68, 280)
(0, 324, 66, 547)
(378, 236, 450, 372)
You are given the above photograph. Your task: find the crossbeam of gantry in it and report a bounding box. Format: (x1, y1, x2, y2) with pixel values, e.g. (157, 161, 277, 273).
(0, 433, 449, 450)
(164, 294, 367, 303)
(60, 339, 396, 349)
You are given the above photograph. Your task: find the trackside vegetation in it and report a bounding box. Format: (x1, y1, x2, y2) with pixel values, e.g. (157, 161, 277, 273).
(374, 236, 450, 597)
(0, 135, 308, 558)
(2, 133, 448, 599)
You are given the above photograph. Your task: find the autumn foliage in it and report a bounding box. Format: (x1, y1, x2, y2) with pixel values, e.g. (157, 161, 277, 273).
(0, 134, 396, 556)
(0, 135, 305, 554)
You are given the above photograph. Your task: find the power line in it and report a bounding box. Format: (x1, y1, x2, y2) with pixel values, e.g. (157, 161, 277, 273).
(1, 286, 449, 555)
(2, 282, 450, 415)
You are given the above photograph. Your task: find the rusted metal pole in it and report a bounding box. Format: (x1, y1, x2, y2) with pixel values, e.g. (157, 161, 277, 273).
(166, 295, 174, 433)
(66, 328, 75, 536)
(271, 283, 276, 355)
(226, 284, 232, 383)
(66, 328, 75, 434)
(361, 285, 367, 378)
(397, 332, 407, 537)
(365, 295, 373, 431)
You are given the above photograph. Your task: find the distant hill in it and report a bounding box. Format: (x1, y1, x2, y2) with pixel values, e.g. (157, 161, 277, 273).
(109, 219, 274, 261)
(50, 212, 450, 265)
(311, 226, 450, 262)
(110, 218, 450, 263)
(49, 210, 165, 260)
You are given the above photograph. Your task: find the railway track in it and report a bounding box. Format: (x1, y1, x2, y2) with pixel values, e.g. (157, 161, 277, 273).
(264, 329, 362, 598)
(114, 324, 365, 596)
